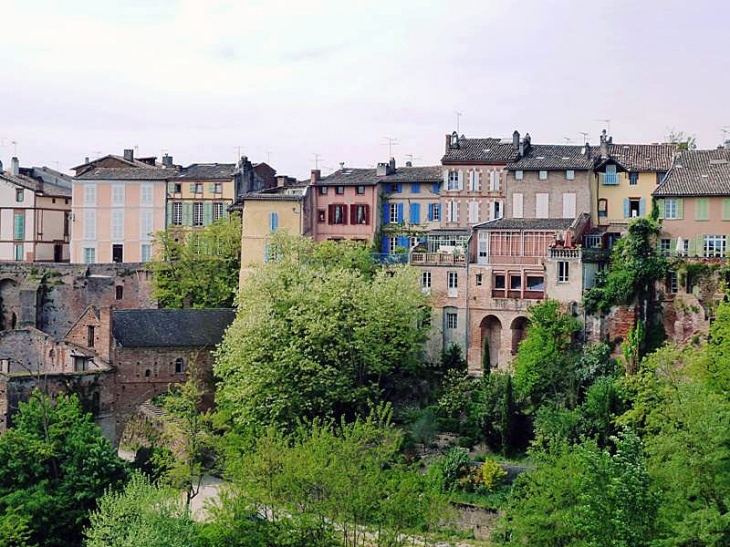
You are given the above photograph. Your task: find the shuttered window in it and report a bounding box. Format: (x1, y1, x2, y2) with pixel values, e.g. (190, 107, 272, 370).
(536, 193, 549, 218)
(83, 210, 96, 239)
(695, 198, 709, 221)
(562, 193, 576, 218)
(513, 193, 524, 218)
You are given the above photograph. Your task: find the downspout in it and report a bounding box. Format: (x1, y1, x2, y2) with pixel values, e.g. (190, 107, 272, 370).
(465, 228, 474, 371)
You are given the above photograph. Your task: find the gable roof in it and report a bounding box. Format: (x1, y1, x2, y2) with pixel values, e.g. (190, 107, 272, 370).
(177, 163, 236, 180)
(507, 144, 593, 171)
(442, 137, 520, 164)
(75, 167, 176, 181)
(653, 148, 730, 197)
(474, 218, 575, 231)
(598, 143, 676, 172)
(0, 171, 72, 197)
(71, 154, 155, 171)
(316, 165, 442, 186)
(111, 309, 236, 348)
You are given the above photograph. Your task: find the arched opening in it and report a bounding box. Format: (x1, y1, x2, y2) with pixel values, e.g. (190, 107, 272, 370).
(480, 315, 502, 370)
(510, 316, 530, 355)
(174, 358, 185, 375)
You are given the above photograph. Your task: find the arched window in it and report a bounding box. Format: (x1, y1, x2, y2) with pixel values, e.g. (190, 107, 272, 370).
(144, 369, 151, 377)
(174, 358, 185, 375)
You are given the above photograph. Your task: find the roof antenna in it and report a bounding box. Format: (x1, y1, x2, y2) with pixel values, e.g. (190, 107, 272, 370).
(598, 119, 611, 135)
(455, 111, 462, 134)
(266, 150, 272, 164)
(579, 132, 589, 144)
(563, 137, 572, 144)
(11, 141, 18, 156)
(312, 153, 322, 169)
(381, 137, 399, 158)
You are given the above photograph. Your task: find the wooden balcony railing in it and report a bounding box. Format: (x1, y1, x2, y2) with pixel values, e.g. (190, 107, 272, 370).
(410, 252, 466, 266)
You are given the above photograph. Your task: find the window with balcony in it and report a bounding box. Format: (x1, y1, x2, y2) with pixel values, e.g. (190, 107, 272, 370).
(704, 235, 726, 258)
(603, 164, 618, 185)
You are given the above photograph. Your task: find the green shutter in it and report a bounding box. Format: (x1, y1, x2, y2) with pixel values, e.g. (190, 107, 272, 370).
(722, 199, 730, 220)
(696, 235, 704, 257)
(676, 199, 684, 220)
(696, 198, 709, 220)
(657, 199, 665, 219)
(166, 202, 173, 227)
(189, 183, 196, 193)
(13, 214, 25, 240)
(687, 237, 695, 256)
(209, 183, 216, 193)
(670, 238, 677, 257)
(183, 202, 193, 226)
(203, 202, 213, 225)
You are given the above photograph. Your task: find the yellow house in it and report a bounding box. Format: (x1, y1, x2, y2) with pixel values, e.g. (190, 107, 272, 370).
(591, 132, 676, 230)
(167, 164, 237, 228)
(239, 183, 311, 284)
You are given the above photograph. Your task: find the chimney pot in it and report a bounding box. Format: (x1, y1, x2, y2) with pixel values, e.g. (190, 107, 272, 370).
(405, 161, 412, 167)
(388, 157, 396, 173)
(10, 157, 19, 176)
(513, 130, 520, 149)
(123, 149, 134, 162)
(84, 157, 90, 164)
(310, 169, 321, 184)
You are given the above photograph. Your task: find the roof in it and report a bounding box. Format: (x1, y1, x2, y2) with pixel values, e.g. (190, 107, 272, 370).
(380, 166, 442, 182)
(71, 154, 156, 171)
(241, 184, 308, 201)
(111, 309, 236, 348)
(653, 148, 730, 197)
(75, 167, 176, 181)
(598, 143, 676, 172)
(474, 218, 575, 231)
(442, 137, 520, 164)
(507, 144, 594, 171)
(0, 171, 72, 197)
(317, 165, 442, 186)
(177, 163, 236, 180)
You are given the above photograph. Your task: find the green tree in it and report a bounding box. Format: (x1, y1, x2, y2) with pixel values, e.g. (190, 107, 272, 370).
(666, 129, 698, 151)
(215, 234, 430, 432)
(150, 214, 242, 308)
(0, 392, 128, 547)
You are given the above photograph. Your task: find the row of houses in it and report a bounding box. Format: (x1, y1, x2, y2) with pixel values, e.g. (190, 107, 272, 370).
(239, 130, 730, 373)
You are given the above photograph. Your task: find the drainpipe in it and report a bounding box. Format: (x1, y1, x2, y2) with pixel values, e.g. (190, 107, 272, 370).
(465, 229, 474, 373)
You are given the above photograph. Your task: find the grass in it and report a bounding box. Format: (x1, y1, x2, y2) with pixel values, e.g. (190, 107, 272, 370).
(450, 484, 512, 511)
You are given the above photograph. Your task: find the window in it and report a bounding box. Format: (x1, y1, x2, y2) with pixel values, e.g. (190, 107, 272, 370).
(193, 183, 202, 194)
(510, 275, 522, 290)
(476, 272, 483, 286)
(478, 231, 488, 262)
(73, 356, 87, 373)
(492, 201, 502, 219)
(83, 210, 96, 239)
(558, 261, 569, 283)
(356, 185, 365, 194)
(115, 285, 123, 300)
(668, 272, 679, 294)
(84, 184, 97, 205)
(468, 201, 479, 223)
(173, 183, 182, 193)
(446, 312, 458, 329)
(141, 244, 152, 263)
(447, 201, 459, 222)
(412, 183, 420, 193)
(330, 204, 346, 224)
(269, 212, 279, 232)
(421, 271, 431, 290)
(214, 182, 222, 194)
(140, 184, 153, 204)
(566, 170, 575, 180)
(83, 247, 96, 264)
(172, 202, 183, 225)
(629, 172, 639, 185)
(515, 170, 523, 181)
(447, 170, 459, 191)
(526, 276, 545, 291)
(112, 244, 123, 263)
(354, 204, 368, 224)
(657, 172, 667, 185)
(318, 209, 326, 223)
(448, 271, 458, 289)
(664, 198, 680, 219)
(15, 188, 23, 202)
(112, 209, 124, 239)
(388, 237, 398, 254)
(13, 244, 23, 261)
(603, 164, 618, 185)
(112, 184, 125, 205)
(704, 235, 726, 258)
(696, 198, 709, 221)
(13, 212, 25, 240)
(87, 326, 95, 347)
(489, 171, 500, 191)
(598, 199, 608, 218)
(539, 170, 548, 180)
(335, 186, 344, 194)
(513, 193, 524, 218)
(174, 358, 185, 374)
(389, 203, 399, 224)
(629, 198, 641, 218)
(660, 239, 671, 256)
(193, 202, 204, 226)
(431, 203, 440, 221)
(319, 186, 328, 195)
(494, 274, 506, 289)
(0, 359, 8, 373)
(469, 170, 480, 191)
(213, 202, 224, 221)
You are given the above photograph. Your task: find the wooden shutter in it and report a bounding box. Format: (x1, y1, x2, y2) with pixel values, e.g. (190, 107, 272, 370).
(623, 198, 630, 218)
(382, 202, 389, 224)
(722, 199, 730, 221)
(204, 203, 213, 225)
(457, 170, 464, 190)
(364, 204, 370, 225)
(657, 198, 665, 219)
(328, 204, 334, 224)
(410, 203, 420, 224)
(341, 205, 348, 224)
(350, 204, 358, 224)
(513, 193, 524, 218)
(183, 202, 193, 226)
(396, 203, 404, 223)
(639, 198, 646, 217)
(677, 199, 684, 219)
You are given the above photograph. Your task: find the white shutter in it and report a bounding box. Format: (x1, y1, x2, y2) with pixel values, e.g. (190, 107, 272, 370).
(562, 193, 577, 218)
(446, 200, 452, 222)
(490, 171, 499, 191)
(469, 201, 479, 223)
(83, 210, 96, 239)
(513, 193, 524, 218)
(112, 209, 124, 240)
(474, 171, 480, 191)
(457, 170, 464, 190)
(536, 193, 549, 218)
(443, 170, 449, 187)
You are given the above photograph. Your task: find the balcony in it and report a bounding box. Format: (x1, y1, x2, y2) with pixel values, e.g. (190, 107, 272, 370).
(549, 248, 581, 260)
(410, 252, 466, 266)
(548, 247, 611, 261)
(491, 288, 544, 301)
(602, 173, 619, 185)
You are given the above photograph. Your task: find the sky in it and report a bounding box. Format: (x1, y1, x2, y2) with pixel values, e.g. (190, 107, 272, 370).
(1, 0, 729, 178)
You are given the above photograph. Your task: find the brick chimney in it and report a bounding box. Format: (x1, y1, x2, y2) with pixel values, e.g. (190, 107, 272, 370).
(310, 169, 321, 184)
(162, 154, 173, 168)
(600, 130, 609, 158)
(513, 130, 520, 149)
(389, 157, 396, 173)
(123, 149, 134, 162)
(10, 157, 19, 176)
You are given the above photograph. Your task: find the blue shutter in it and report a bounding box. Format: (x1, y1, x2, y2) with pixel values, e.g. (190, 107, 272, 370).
(269, 212, 278, 231)
(412, 183, 420, 194)
(396, 203, 404, 223)
(432, 183, 439, 194)
(264, 244, 270, 263)
(437, 204, 441, 220)
(396, 183, 403, 193)
(381, 236, 389, 254)
(410, 203, 420, 224)
(639, 198, 646, 217)
(382, 202, 389, 224)
(428, 203, 434, 221)
(397, 236, 409, 248)
(623, 198, 630, 218)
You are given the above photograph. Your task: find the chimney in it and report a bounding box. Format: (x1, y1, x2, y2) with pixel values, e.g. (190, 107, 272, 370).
(310, 169, 321, 184)
(339, 162, 345, 171)
(0, 160, 3, 174)
(447, 131, 459, 150)
(600, 129, 609, 158)
(405, 161, 412, 167)
(376, 163, 388, 176)
(513, 130, 520, 149)
(84, 157, 90, 164)
(583, 143, 591, 156)
(276, 175, 288, 188)
(11, 157, 19, 176)
(123, 148, 134, 162)
(389, 157, 396, 174)
(162, 153, 173, 168)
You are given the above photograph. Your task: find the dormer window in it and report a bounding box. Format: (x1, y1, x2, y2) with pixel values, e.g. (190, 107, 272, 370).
(539, 170, 548, 180)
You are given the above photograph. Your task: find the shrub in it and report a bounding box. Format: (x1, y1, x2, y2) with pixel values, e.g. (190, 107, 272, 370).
(480, 458, 507, 492)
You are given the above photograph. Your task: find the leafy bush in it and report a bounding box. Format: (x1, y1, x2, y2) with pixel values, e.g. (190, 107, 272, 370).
(438, 369, 472, 418)
(480, 459, 508, 492)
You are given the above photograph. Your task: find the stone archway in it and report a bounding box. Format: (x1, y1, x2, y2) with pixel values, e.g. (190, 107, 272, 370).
(480, 315, 502, 371)
(510, 316, 530, 355)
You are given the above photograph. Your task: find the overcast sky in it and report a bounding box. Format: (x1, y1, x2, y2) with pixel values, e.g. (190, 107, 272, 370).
(1, 0, 728, 178)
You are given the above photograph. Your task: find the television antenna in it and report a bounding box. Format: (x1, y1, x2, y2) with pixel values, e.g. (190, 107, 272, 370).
(312, 153, 322, 169)
(455, 111, 463, 134)
(381, 137, 399, 157)
(579, 132, 589, 144)
(598, 119, 611, 135)
(405, 153, 422, 165)
(266, 150, 272, 164)
(563, 137, 572, 144)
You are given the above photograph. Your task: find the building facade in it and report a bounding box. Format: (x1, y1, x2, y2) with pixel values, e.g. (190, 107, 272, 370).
(167, 163, 234, 229)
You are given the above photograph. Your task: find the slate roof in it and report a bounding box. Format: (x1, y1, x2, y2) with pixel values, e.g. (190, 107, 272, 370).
(177, 163, 236, 180)
(442, 137, 520, 164)
(75, 167, 176, 181)
(597, 143, 676, 172)
(653, 148, 730, 197)
(474, 218, 575, 231)
(111, 309, 236, 348)
(0, 172, 71, 197)
(507, 145, 593, 171)
(71, 154, 157, 171)
(316, 166, 441, 186)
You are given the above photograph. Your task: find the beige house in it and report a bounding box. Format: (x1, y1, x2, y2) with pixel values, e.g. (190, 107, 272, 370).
(0, 157, 71, 262)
